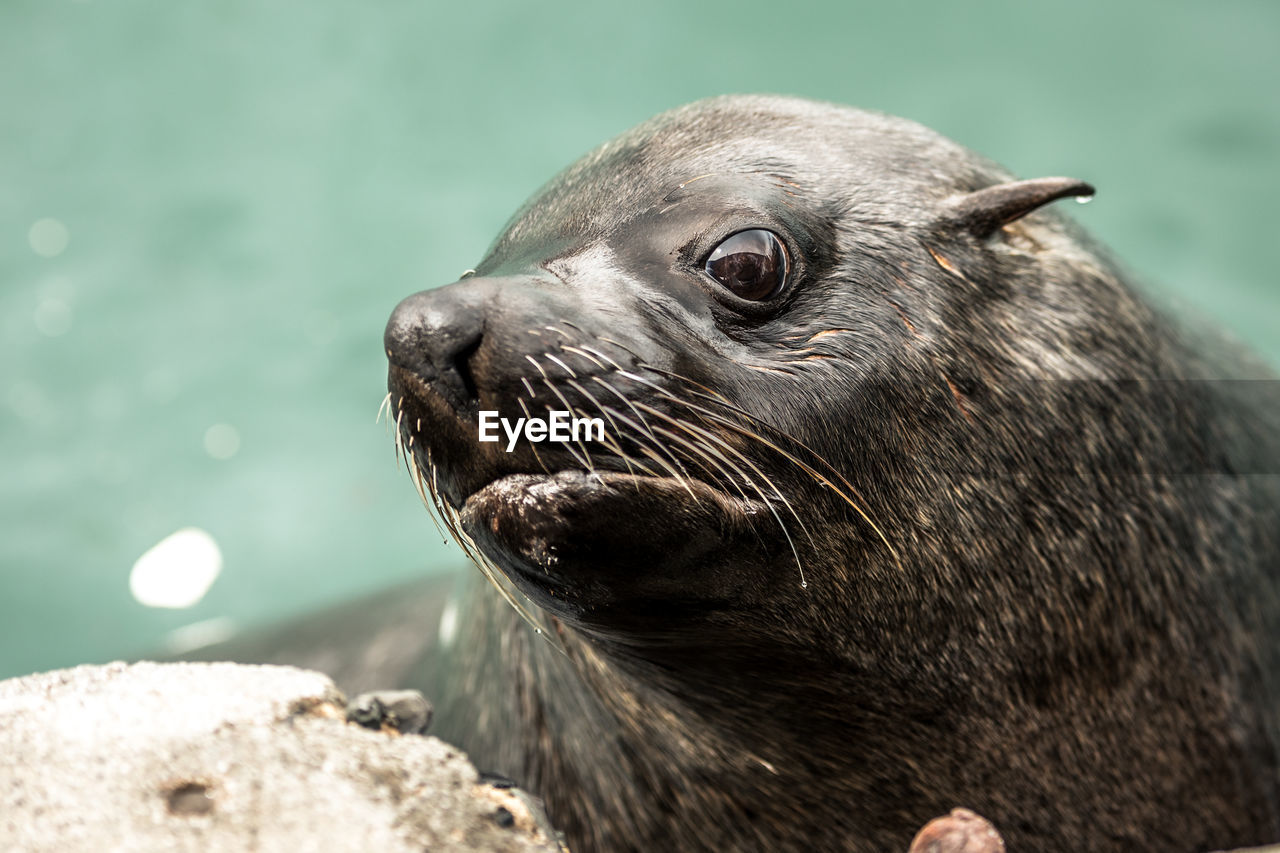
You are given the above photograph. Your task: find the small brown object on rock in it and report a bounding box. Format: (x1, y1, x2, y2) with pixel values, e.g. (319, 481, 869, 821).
(908, 808, 1006, 853)
(163, 781, 215, 817)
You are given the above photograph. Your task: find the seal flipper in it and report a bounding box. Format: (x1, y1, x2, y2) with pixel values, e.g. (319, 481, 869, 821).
(942, 176, 1095, 238)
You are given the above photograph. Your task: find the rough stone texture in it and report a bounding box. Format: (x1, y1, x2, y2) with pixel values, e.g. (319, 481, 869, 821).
(5, 661, 1272, 853)
(0, 662, 561, 853)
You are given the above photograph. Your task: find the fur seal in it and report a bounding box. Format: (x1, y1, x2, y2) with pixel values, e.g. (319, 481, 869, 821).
(383, 96, 1280, 852)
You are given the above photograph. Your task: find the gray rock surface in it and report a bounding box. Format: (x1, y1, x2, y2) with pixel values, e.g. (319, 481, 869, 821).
(0, 661, 561, 853)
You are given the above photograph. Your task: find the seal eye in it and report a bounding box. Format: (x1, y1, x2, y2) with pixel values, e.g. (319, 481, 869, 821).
(704, 229, 789, 301)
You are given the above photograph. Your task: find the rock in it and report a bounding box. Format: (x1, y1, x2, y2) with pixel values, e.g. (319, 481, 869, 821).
(908, 808, 1005, 853)
(0, 661, 561, 853)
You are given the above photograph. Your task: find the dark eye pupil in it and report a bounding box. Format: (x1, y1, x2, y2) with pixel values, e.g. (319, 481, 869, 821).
(704, 229, 788, 301)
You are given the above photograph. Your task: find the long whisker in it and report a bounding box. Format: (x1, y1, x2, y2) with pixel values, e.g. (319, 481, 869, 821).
(595, 336, 642, 361)
(394, 403, 406, 471)
(527, 354, 597, 473)
(571, 403, 663, 481)
(634, 365, 900, 570)
(557, 378, 672, 484)
(589, 375, 658, 441)
(576, 344, 628, 374)
(632, 403, 809, 586)
(544, 352, 578, 379)
(560, 345, 608, 371)
(585, 398, 697, 499)
(644, 364, 876, 505)
(698, 409, 898, 566)
(588, 426, 661, 480)
(537, 376, 596, 474)
(565, 378, 643, 480)
(406, 449, 449, 544)
(607, 409, 772, 553)
(516, 397, 553, 476)
(607, 407, 752, 505)
(636, 363, 731, 402)
(626, 419, 736, 508)
(589, 376, 696, 480)
(633, 403, 809, 531)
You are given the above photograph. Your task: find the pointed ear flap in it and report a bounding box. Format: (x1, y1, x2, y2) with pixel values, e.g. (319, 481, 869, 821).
(941, 177, 1095, 239)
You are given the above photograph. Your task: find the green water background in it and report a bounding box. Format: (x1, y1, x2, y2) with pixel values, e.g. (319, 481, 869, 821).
(3, 0, 1277, 679)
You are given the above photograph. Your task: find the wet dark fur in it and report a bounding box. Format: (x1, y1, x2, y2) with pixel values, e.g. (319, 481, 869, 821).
(389, 97, 1279, 851)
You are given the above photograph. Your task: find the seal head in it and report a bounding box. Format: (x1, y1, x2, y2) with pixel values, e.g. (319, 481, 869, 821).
(384, 101, 1101, 635)
(385, 96, 1280, 851)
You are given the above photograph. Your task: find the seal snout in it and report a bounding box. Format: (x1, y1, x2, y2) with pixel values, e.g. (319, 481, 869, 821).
(385, 281, 490, 414)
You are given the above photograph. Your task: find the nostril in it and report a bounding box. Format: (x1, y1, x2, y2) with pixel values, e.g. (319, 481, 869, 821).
(453, 334, 482, 404)
(385, 283, 492, 414)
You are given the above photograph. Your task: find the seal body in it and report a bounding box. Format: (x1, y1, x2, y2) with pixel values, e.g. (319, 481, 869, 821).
(384, 96, 1280, 852)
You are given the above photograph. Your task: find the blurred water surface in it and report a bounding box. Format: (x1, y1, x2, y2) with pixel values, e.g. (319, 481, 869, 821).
(2, 0, 1277, 679)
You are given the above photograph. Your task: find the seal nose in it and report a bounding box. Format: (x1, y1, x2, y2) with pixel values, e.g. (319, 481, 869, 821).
(384, 281, 488, 409)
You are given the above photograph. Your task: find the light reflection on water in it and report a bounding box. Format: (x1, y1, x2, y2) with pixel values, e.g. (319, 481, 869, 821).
(129, 527, 222, 610)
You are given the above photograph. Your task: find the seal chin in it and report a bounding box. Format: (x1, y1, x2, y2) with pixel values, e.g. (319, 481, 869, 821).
(459, 469, 770, 619)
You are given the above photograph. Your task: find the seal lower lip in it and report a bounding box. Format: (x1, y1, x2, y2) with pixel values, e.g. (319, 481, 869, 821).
(461, 468, 745, 514)
(459, 468, 766, 542)
(464, 469, 608, 511)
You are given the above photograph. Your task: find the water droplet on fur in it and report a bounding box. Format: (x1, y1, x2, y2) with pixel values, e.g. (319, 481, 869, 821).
(1075, 194, 1094, 204)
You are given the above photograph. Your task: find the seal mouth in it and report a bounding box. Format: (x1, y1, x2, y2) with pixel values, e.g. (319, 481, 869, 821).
(455, 464, 768, 561)
(461, 467, 763, 520)
(454, 466, 776, 616)
(389, 359, 759, 514)
(387, 366, 775, 598)
(385, 337, 882, 613)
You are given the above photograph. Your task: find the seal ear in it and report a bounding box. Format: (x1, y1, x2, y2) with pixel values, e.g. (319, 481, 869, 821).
(942, 177, 1095, 239)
